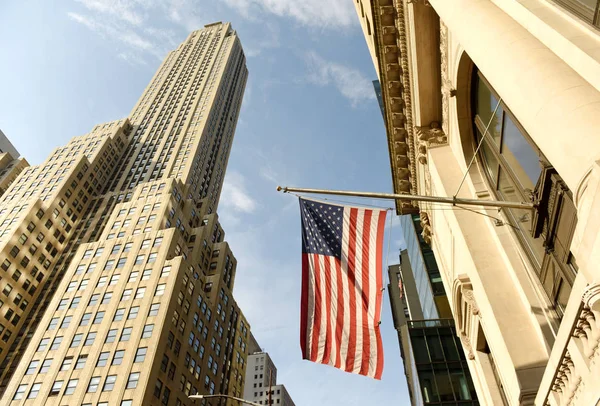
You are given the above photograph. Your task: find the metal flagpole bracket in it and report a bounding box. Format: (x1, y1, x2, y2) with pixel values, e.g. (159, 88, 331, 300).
(277, 186, 536, 211)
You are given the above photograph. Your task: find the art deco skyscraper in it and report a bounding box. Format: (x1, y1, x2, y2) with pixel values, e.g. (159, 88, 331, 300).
(0, 22, 251, 406)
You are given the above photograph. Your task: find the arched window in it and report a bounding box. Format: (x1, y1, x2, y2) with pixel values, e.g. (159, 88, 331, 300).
(472, 70, 577, 318)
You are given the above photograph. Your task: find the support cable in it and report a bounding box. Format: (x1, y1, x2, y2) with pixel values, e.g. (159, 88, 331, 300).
(453, 97, 503, 197)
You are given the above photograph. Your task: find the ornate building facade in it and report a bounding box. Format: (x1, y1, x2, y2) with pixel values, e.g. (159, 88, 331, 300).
(354, 0, 600, 405)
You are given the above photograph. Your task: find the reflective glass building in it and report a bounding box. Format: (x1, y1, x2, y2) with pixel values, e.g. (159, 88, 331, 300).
(388, 215, 478, 405)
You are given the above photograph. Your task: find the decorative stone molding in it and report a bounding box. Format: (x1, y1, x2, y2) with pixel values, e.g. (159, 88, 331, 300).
(462, 288, 480, 316)
(439, 22, 451, 135)
(407, 0, 430, 5)
(459, 333, 476, 360)
(420, 211, 432, 245)
(544, 286, 600, 404)
(414, 123, 447, 165)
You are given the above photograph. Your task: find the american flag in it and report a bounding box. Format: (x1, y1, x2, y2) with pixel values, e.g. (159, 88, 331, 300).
(299, 197, 387, 379)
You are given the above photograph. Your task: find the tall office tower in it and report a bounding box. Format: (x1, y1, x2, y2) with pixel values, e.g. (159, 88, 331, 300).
(388, 215, 478, 405)
(0, 22, 252, 406)
(243, 335, 296, 406)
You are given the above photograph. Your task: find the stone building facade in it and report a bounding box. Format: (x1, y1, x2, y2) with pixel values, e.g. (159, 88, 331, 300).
(354, 0, 600, 405)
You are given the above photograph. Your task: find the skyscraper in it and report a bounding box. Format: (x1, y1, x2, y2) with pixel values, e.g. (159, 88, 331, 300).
(0, 22, 251, 406)
(243, 333, 296, 406)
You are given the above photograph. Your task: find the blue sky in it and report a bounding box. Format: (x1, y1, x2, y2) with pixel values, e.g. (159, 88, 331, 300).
(0, 1, 408, 404)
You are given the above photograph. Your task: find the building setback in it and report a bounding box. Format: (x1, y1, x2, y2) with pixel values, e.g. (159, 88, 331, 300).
(1, 22, 251, 406)
(0, 131, 28, 197)
(243, 336, 296, 406)
(355, 1, 600, 405)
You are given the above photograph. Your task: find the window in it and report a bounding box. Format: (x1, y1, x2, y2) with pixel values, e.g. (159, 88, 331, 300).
(61, 357, 73, 371)
(121, 327, 133, 341)
(88, 294, 100, 306)
(13, 384, 28, 400)
(112, 349, 125, 365)
(135, 347, 147, 362)
(142, 239, 151, 249)
(50, 336, 63, 350)
(97, 276, 107, 287)
(128, 271, 139, 282)
(148, 252, 158, 263)
(57, 298, 68, 310)
(135, 287, 146, 299)
(84, 332, 96, 346)
(65, 378, 78, 395)
(122, 400, 133, 406)
(161, 266, 171, 278)
(109, 274, 120, 285)
(114, 308, 125, 321)
(554, 0, 600, 28)
(127, 372, 141, 389)
(96, 352, 109, 368)
(155, 284, 166, 296)
(40, 358, 53, 373)
(149, 303, 160, 316)
(472, 71, 577, 318)
(87, 376, 101, 393)
(128, 306, 140, 319)
(154, 379, 163, 398)
(26, 360, 39, 375)
(105, 329, 118, 343)
(27, 382, 42, 399)
(71, 334, 83, 348)
(103, 375, 117, 391)
(141, 269, 152, 280)
(70, 296, 81, 309)
(135, 255, 145, 265)
(142, 324, 154, 338)
(48, 317, 59, 330)
(50, 380, 63, 396)
(124, 242, 133, 252)
(75, 354, 87, 369)
(122, 289, 133, 301)
(101, 292, 113, 304)
(117, 257, 127, 268)
(93, 311, 105, 324)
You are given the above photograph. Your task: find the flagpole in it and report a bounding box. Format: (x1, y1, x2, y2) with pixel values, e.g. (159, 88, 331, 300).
(276, 186, 535, 210)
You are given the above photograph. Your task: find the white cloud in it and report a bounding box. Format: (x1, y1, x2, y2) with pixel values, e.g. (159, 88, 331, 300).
(304, 51, 376, 107)
(220, 171, 258, 213)
(221, 0, 357, 29)
(75, 0, 146, 25)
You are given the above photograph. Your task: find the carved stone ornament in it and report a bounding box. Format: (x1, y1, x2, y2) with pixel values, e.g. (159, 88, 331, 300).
(582, 282, 600, 310)
(414, 123, 447, 165)
(420, 211, 432, 245)
(439, 22, 451, 135)
(461, 287, 480, 316)
(459, 333, 476, 360)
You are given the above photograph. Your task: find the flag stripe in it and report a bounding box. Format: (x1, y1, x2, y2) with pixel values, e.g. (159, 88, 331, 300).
(310, 253, 322, 362)
(374, 211, 387, 379)
(359, 210, 372, 376)
(299, 198, 386, 380)
(333, 257, 344, 369)
(300, 254, 309, 359)
(345, 207, 358, 373)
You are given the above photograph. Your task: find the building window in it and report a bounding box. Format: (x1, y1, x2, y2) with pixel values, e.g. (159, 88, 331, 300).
(97, 352, 110, 367)
(112, 350, 125, 365)
(553, 0, 600, 27)
(472, 71, 577, 317)
(135, 347, 147, 362)
(50, 380, 63, 396)
(75, 354, 87, 369)
(87, 376, 101, 393)
(142, 324, 154, 338)
(127, 372, 140, 389)
(13, 384, 28, 400)
(65, 379, 78, 395)
(27, 383, 42, 399)
(103, 375, 117, 392)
